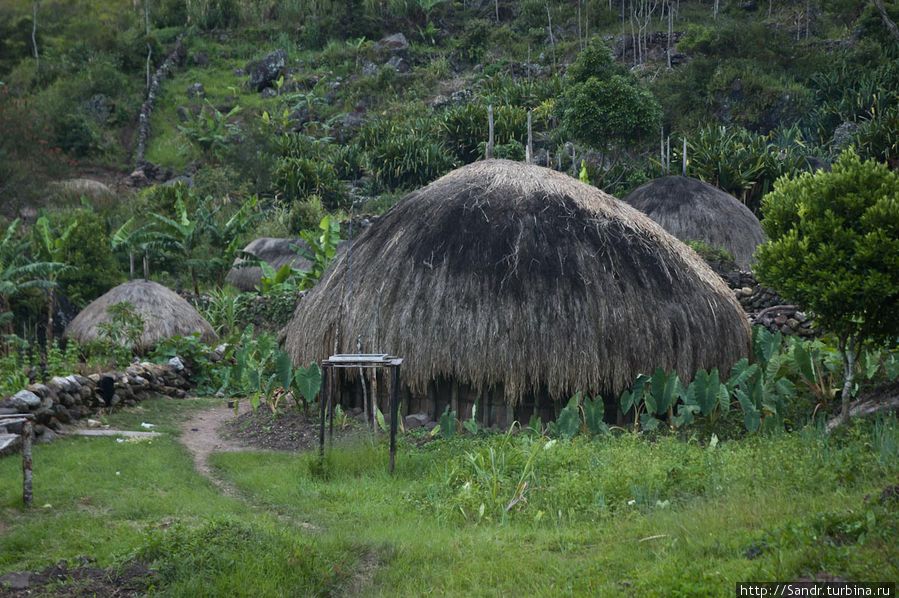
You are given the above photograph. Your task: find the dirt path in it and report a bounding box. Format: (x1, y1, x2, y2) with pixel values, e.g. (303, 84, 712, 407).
(178, 402, 321, 534)
(180, 402, 251, 497)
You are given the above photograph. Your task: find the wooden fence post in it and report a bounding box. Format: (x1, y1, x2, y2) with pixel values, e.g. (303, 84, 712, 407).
(22, 420, 33, 507)
(487, 105, 495, 159)
(526, 110, 533, 164)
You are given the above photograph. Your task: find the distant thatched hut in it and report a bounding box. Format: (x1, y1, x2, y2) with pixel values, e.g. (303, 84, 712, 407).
(284, 160, 750, 425)
(225, 238, 312, 292)
(623, 176, 765, 270)
(65, 280, 216, 352)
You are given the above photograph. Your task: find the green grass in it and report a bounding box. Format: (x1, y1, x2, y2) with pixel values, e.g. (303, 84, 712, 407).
(2, 399, 897, 596)
(212, 428, 899, 596)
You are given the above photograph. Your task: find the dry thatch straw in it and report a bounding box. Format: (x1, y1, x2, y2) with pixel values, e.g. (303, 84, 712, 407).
(225, 237, 312, 292)
(65, 280, 217, 351)
(623, 176, 765, 270)
(284, 160, 751, 405)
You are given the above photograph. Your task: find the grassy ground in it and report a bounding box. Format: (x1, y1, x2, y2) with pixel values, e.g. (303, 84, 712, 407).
(1, 398, 897, 596)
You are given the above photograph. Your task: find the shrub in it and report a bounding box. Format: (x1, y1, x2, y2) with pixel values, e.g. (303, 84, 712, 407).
(755, 150, 899, 424)
(273, 157, 349, 209)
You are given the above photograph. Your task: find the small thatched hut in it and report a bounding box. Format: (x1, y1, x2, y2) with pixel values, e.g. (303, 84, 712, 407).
(622, 176, 765, 270)
(65, 280, 216, 352)
(284, 160, 751, 425)
(225, 238, 312, 292)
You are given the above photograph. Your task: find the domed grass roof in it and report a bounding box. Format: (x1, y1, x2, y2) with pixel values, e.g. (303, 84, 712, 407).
(623, 176, 765, 270)
(66, 280, 216, 352)
(284, 160, 750, 404)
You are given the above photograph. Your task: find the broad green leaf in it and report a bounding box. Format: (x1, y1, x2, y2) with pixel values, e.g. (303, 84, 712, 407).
(294, 363, 323, 406)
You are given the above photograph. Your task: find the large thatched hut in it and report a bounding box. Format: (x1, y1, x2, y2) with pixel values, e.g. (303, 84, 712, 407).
(65, 280, 216, 352)
(284, 160, 750, 425)
(622, 176, 765, 270)
(225, 237, 312, 292)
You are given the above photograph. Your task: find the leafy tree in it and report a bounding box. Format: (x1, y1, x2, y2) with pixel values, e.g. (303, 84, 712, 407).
(58, 210, 123, 308)
(557, 41, 661, 156)
(755, 150, 899, 425)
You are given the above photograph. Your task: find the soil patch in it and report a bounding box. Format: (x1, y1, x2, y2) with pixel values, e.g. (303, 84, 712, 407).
(224, 409, 367, 452)
(0, 560, 155, 597)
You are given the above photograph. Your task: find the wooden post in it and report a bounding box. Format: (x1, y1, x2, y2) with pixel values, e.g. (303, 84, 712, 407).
(486, 105, 495, 160)
(526, 110, 533, 164)
(682, 137, 687, 176)
(319, 365, 329, 459)
(389, 364, 400, 473)
(22, 420, 33, 507)
(450, 380, 459, 417)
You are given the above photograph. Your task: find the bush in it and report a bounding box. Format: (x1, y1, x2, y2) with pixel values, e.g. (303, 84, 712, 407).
(440, 103, 528, 163)
(755, 150, 899, 423)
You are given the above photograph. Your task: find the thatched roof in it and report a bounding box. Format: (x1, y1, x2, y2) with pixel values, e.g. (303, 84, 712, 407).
(623, 176, 765, 270)
(65, 280, 217, 351)
(225, 237, 312, 292)
(283, 160, 751, 404)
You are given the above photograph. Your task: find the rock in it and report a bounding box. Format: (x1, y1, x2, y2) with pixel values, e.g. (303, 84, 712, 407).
(187, 82, 205, 99)
(177, 105, 191, 122)
(234, 67, 245, 76)
(0, 572, 31, 591)
(26, 383, 51, 398)
(53, 405, 72, 424)
(59, 393, 75, 407)
(50, 376, 77, 393)
(245, 49, 287, 91)
(385, 55, 410, 73)
(0, 434, 21, 456)
(786, 318, 800, 329)
(362, 61, 378, 76)
(34, 407, 54, 425)
(377, 33, 409, 53)
(86, 419, 102, 428)
(9, 390, 41, 411)
(84, 94, 111, 123)
(404, 413, 430, 429)
(36, 428, 58, 443)
(190, 51, 210, 67)
(261, 87, 277, 98)
(832, 122, 859, 152)
(0, 407, 17, 416)
(739, 0, 757, 10)
(168, 356, 185, 372)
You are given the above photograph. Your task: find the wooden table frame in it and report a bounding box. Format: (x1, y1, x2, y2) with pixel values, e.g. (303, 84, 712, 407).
(319, 354, 404, 473)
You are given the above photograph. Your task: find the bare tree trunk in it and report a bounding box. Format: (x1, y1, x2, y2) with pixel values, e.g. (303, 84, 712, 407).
(526, 110, 533, 164)
(487, 105, 495, 159)
(713, 0, 719, 19)
(495, 0, 500, 22)
(839, 336, 857, 425)
(873, 0, 899, 42)
(545, 2, 557, 70)
(145, 0, 152, 89)
(666, 0, 673, 68)
(129, 252, 135, 279)
(46, 287, 54, 345)
(31, 1, 39, 72)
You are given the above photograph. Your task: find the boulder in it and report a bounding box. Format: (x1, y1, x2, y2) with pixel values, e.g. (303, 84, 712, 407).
(404, 413, 430, 429)
(246, 49, 287, 91)
(385, 55, 410, 73)
(377, 33, 409, 53)
(8, 390, 41, 411)
(187, 82, 205, 99)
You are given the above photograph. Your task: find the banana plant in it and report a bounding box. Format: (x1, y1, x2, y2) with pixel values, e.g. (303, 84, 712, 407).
(0, 219, 65, 341)
(33, 215, 77, 343)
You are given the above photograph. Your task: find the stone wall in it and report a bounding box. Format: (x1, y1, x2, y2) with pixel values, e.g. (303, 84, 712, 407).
(708, 261, 817, 337)
(0, 359, 193, 444)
